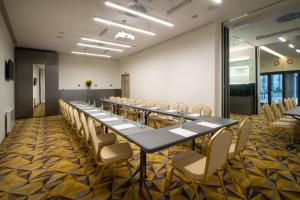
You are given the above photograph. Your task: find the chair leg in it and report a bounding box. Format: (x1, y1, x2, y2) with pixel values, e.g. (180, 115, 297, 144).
(192, 181, 200, 200)
(226, 161, 236, 186)
(166, 168, 174, 197)
(217, 170, 228, 200)
(126, 161, 132, 177)
(289, 129, 295, 143)
(238, 151, 249, 177)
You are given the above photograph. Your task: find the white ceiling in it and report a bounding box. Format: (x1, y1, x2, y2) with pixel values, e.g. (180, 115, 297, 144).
(4, 0, 296, 59)
(229, 1, 300, 59)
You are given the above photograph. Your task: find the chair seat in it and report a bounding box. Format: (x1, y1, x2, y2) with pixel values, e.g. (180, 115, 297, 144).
(97, 133, 117, 147)
(100, 142, 133, 165)
(278, 117, 298, 123)
(162, 119, 178, 127)
(172, 150, 206, 180)
(272, 121, 296, 128)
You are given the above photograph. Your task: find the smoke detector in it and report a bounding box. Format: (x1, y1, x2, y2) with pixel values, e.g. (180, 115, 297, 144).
(115, 31, 135, 41)
(125, 0, 147, 17)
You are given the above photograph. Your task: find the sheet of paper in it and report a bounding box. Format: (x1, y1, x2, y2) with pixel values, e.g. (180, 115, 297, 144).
(197, 121, 221, 128)
(113, 124, 136, 130)
(87, 109, 100, 112)
(101, 117, 119, 122)
(149, 107, 158, 110)
(92, 113, 107, 116)
(169, 128, 198, 137)
(188, 113, 200, 117)
(135, 104, 144, 107)
(166, 109, 178, 113)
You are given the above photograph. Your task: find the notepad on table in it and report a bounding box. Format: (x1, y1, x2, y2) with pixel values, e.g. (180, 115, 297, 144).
(149, 107, 158, 110)
(197, 121, 221, 128)
(169, 128, 198, 137)
(113, 124, 136, 130)
(87, 109, 99, 112)
(101, 117, 119, 122)
(166, 109, 178, 113)
(188, 113, 200, 117)
(92, 113, 107, 116)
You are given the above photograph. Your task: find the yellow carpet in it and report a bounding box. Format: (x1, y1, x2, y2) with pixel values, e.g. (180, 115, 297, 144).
(33, 103, 45, 117)
(0, 114, 299, 199)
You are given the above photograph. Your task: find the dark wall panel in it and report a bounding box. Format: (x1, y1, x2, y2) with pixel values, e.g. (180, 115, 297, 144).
(59, 89, 122, 102)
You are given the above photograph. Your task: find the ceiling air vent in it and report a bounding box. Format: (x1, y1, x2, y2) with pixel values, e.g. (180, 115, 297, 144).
(276, 12, 300, 23)
(124, 0, 147, 17)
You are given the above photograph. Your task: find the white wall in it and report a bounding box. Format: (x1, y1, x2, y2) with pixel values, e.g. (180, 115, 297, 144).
(33, 64, 40, 106)
(261, 57, 300, 73)
(0, 13, 14, 142)
(59, 53, 120, 90)
(120, 22, 222, 115)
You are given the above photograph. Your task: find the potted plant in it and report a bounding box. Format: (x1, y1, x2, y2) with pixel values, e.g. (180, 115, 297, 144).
(85, 80, 92, 89)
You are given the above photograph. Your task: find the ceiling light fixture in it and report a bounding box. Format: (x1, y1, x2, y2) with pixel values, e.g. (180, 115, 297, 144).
(104, 1, 174, 27)
(296, 49, 300, 53)
(260, 46, 286, 59)
(230, 46, 253, 52)
(94, 17, 156, 36)
(81, 37, 131, 48)
(212, 0, 222, 4)
(278, 37, 286, 42)
(230, 56, 250, 62)
(77, 43, 124, 52)
(289, 44, 295, 48)
(71, 51, 111, 58)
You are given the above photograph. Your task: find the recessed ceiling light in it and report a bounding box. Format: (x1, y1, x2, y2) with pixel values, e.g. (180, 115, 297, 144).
(278, 37, 286, 42)
(94, 17, 156, 36)
(104, 1, 174, 27)
(212, 0, 222, 4)
(77, 43, 124, 52)
(71, 51, 111, 58)
(296, 49, 300, 53)
(260, 46, 286, 59)
(81, 37, 131, 48)
(289, 44, 295, 48)
(230, 56, 250, 62)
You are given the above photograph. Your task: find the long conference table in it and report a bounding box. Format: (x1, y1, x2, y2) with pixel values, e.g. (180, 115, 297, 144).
(69, 100, 238, 199)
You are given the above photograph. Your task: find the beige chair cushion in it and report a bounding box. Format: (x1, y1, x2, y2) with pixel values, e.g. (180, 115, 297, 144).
(272, 121, 296, 128)
(278, 117, 299, 123)
(172, 150, 206, 180)
(100, 142, 133, 165)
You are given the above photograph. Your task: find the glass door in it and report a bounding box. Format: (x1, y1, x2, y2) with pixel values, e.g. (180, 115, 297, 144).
(285, 73, 298, 105)
(260, 75, 268, 104)
(271, 74, 283, 103)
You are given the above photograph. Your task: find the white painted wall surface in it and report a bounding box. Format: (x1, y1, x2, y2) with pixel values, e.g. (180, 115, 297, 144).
(0, 13, 14, 142)
(59, 53, 121, 90)
(33, 64, 40, 106)
(120, 22, 222, 115)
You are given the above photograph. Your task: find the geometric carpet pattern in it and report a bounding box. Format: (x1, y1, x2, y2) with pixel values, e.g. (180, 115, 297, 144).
(33, 103, 45, 118)
(0, 114, 299, 199)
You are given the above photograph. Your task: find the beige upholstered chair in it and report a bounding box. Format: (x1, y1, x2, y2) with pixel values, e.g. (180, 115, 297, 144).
(288, 98, 295, 109)
(144, 99, 156, 108)
(263, 104, 296, 143)
(291, 98, 297, 107)
(134, 98, 144, 105)
(278, 102, 286, 113)
(192, 105, 212, 116)
(73, 108, 84, 140)
(284, 98, 291, 110)
(87, 118, 133, 184)
(271, 102, 298, 123)
(148, 101, 171, 128)
(227, 117, 253, 178)
(166, 128, 233, 200)
(109, 96, 116, 101)
(162, 103, 189, 127)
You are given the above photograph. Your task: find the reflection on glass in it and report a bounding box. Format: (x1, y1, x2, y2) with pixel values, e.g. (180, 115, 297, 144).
(285, 73, 298, 105)
(33, 64, 46, 117)
(260, 75, 268, 103)
(271, 74, 283, 103)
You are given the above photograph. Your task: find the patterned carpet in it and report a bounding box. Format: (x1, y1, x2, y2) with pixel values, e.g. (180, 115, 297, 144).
(33, 103, 45, 117)
(0, 114, 299, 200)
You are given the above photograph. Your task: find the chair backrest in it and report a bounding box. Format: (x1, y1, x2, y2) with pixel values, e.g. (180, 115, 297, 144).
(127, 98, 135, 104)
(73, 108, 82, 132)
(121, 97, 128, 103)
(109, 96, 116, 101)
(291, 98, 297, 107)
(278, 102, 286, 113)
(158, 101, 170, 110)
(135, 99, 144, 105)
(271, 102, 282, 119)
(145, 99, 156, 107)
(192, 105, 212, 117)
(68, 106, 75, 126)
(80, 112, 89, 142)
(87, 117, 100, 155)
(234, 117, 252, 154)
(173, 103, 189, 113)
(284, 98, 291, 110)
(115, 97, 121, 102)
(204, 128, 232, 177)
(288, 98, 294, 109)
(263, 104, 275, 122)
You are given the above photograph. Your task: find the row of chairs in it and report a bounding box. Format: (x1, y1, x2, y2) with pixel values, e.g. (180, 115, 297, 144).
(108, 96, 212, 128)
(59, 99, 133, 189)
(263, 98, 299, 143)
(59, 99, 253, 199)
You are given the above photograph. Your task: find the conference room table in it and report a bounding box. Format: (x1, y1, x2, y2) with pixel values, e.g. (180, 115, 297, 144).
(283, 106, 300, 121)
(69, 101, 238, 199)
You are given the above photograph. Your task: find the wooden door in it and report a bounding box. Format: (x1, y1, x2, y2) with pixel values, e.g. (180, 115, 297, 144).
(121, 74, 130, 98)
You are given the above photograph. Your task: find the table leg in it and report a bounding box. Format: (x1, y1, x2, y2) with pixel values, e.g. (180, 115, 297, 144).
(192, 139, 196, 150)
(139, 150, 152, 199)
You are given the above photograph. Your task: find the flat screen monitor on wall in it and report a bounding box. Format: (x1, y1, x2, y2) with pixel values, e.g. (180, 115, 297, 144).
(5, 59, 14, 81)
